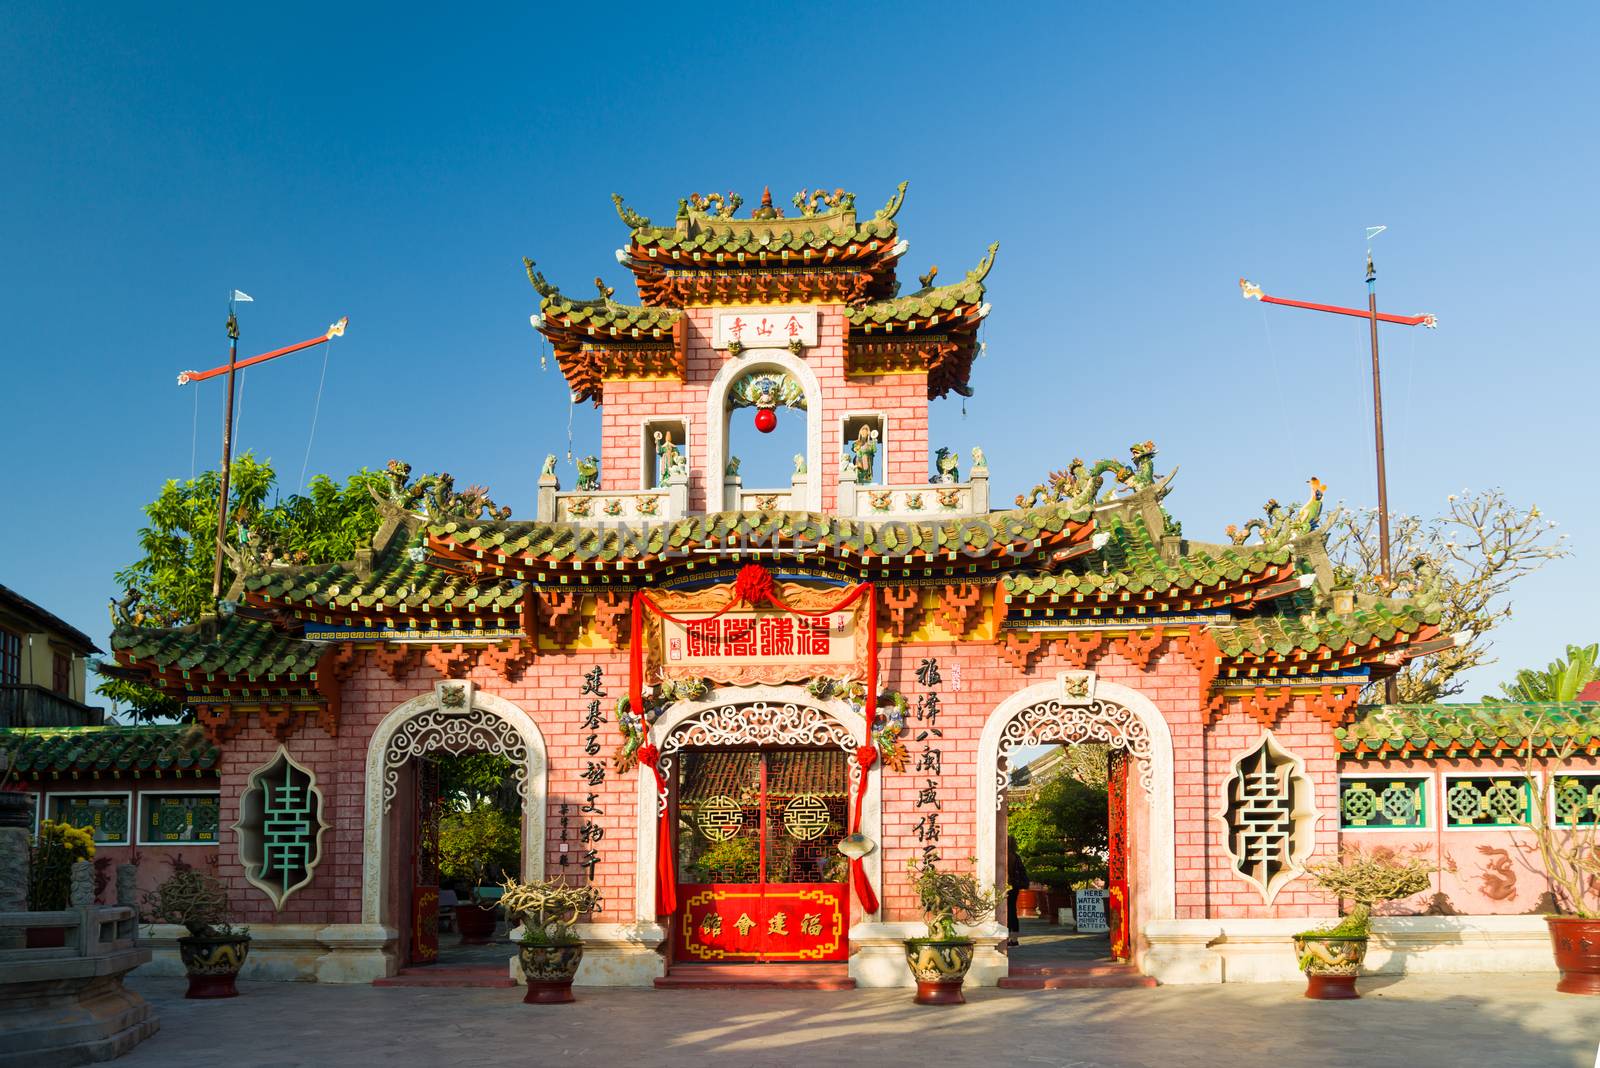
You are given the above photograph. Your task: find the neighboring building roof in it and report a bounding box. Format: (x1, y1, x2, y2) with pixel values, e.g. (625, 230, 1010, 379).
(0, 724, 218, 779)
(0, 583, 100, 653)
(110, 616, 324, 679)
(1335, 701, 1600, 759)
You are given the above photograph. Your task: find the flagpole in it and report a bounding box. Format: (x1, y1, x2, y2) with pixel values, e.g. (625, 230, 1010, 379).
(1366, 254, 1398, 704)
(210, 301, 240, 601)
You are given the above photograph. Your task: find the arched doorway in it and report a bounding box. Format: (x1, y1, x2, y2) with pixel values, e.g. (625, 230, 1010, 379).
(704, 353, 824, 512)
(361, 681, 547, 972)
(976, 676, 1174, 972)
(634, 686, 881, 964)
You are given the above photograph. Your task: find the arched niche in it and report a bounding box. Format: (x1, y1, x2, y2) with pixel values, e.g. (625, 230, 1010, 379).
(704, 351, 824, 512)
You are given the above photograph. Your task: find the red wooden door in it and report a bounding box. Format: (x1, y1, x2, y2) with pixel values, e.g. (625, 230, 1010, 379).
(1107, 749, 1131, 961)
(408, 758, 441, 966)
(675, 749, 850, 963)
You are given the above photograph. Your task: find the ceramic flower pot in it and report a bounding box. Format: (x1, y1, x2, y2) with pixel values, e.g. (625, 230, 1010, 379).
(179, 933, 252, 999)
(1293, 934, 1367, 1000)
(519, 941, 584, 1004)
(455, 903, 498, 944)
(904, 938, 975, 1005)
(1547, 916, 1600, 995)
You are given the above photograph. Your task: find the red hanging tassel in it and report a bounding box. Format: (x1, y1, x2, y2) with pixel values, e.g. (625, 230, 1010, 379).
(732, 563, 775, 606)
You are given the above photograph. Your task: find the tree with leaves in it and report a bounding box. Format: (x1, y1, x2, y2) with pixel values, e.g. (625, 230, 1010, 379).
(1324, 489, 1568, 703)
(99, 455, 391, 721)
(1492, 643, 1599, 703)
(1008, 772, 1108, 890)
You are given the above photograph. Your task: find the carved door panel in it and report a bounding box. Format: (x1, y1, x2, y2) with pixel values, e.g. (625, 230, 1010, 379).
(409, 758, 441, 966)
(1107, 749, 1131, 962)
(675, 749, 849, 963)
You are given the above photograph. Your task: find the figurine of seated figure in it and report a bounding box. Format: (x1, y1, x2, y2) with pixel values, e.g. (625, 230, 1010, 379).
(850, 425, 879, 485)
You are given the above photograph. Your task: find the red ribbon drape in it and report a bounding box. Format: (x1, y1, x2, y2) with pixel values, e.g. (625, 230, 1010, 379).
(629, 566, 879, 917)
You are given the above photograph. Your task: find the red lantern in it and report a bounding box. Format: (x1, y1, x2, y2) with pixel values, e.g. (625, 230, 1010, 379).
(754, 407, 777, 434)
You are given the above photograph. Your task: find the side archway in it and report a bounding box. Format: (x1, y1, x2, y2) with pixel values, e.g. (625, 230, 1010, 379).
(633, 684, 880, 921)
(975, 678, 1175, 927)
(704, 351, 824, 512)
(361, 682, 548, 926)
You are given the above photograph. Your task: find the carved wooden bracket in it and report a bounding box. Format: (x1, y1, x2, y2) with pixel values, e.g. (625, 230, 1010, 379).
(540, 590, 584, 647)
(373, 644, 420, 680)
(194, 703, 243, 744)
(424, 643, 482, 678)
(1303, 683, 1362, 727)
(1181, 624, 1226, 724)
(1113, 625, 1166, 670)
(998, 630, 1045, 672)
(882, 585, 922, 638)
(1055, 630, 1106, 669)
(257, 704, 305, 741)
(314, 646, 345, 737)
(480, 638, 538, 683)
(591, 591, 631, 646)
(1241, 685, 1293, 728)
(329, 643, 363, 681)
(937, 583, 983, 636)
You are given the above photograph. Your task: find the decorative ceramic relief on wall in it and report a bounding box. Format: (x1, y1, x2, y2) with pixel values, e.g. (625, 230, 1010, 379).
(1217, 733, 1317, 903)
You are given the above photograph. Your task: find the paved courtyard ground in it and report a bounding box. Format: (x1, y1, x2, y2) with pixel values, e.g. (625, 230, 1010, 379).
(120, 973, 1600, 1068)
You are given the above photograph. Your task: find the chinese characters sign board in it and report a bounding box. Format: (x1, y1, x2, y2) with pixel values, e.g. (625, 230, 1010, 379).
(712, 307, 818, 350)
(677, 884, 847, 961)
(659, 609, 860, 685)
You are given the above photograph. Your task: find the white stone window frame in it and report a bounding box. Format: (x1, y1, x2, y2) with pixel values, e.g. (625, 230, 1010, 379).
(1212, 731, 1319, 905)
(233, 746, 331, 910)
(135, 787, 222, 847)
(1547, 770, 1600, 827)
(839, 411, 890, 486)
(1336, 772, 1433, 833)
(1441, 771, 1538, 832)
(44, 789, 134, 846)
(640, 415, 691, 490)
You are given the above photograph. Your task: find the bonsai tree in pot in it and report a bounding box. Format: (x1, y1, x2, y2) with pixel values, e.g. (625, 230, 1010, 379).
(438, 806, 520, 944)
(499, 877, 602, 1004)
(1294, 846, 1434, 1000)
(904, 855, 996, 1005)
(144, 868, 251, 999)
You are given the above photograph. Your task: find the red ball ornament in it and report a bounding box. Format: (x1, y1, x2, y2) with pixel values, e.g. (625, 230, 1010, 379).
(753, 407, 777, 434)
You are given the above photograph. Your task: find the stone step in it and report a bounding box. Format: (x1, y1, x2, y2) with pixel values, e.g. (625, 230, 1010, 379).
(656, 963, 855, 990)
(999, 963, 1156, 990)
(373, 965, 517, 988)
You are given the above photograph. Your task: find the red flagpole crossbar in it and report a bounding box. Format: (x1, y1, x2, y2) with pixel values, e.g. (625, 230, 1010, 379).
(1240, 281, 1435, 328)
(177, 317, 348, 384)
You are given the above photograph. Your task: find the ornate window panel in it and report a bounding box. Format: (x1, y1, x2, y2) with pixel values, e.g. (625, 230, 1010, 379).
(1444, 774, 1532, 829)
(1216, 733, 1316, 903)
(380, 704, 530, 814)
(234, 746, 329, 909)
(1553, 774, 1600, 827)
(993, 698, 1155, 810)
(1338, 775, 1428, 830)
(660, 701, 859, 785)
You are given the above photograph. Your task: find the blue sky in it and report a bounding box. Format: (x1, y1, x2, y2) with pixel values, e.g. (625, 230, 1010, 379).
(2, 4, 1594, 700)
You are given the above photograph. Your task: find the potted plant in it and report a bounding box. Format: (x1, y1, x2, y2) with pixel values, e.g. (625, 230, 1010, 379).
(904, 856, 996, 1005)
(438, 806, 520, 944)
(144, 868, 252, 999)
(499, 877, 602, 1004)
(26, 819, 95, 947)
(1294, 846, 1434, 999)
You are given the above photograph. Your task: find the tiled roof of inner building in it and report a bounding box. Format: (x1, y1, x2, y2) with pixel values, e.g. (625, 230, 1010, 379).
(1335, 701, 1600, 756)
(1209, 590, 1440, 658)
(110, 617, 324, 677)
(847, 244, 995, 329)
(428, 500, 1094, 565)
(244, 523, 523, 616)
(0, 725, 218, 777)
(1004, 515, 1293, 598)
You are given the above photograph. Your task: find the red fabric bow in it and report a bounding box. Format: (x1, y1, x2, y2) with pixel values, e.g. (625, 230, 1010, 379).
(732, 563, 775, 606)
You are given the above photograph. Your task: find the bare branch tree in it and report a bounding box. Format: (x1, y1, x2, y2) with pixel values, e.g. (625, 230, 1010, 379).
(1324, 489, 1568, 703)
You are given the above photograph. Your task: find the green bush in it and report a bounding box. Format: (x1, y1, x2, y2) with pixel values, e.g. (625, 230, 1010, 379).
(438, 807, 520, 890)
(29, 820, 94, 910)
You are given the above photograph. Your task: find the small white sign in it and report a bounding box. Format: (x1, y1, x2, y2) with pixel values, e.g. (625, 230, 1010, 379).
(1075, 889, 1110, 933)
(713, 308, 818, 350)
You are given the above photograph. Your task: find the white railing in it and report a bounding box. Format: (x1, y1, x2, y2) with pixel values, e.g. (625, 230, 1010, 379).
(835, 464, 990, 519)
(538, 471, 689, 525)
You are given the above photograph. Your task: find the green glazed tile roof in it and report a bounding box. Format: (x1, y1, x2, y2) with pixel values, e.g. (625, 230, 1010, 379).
(1004, 515, 1292, 599)
(430, 499, 1093, 569)
(110, 617, 324, 677)
(0, 725, 218, 777)
(538, 291, 681, 337)
(244, 523, 524, 618)
(1209, 591, 1440, 659)
(848, 243, 996, 329)
(1336, 701, 1600, 756)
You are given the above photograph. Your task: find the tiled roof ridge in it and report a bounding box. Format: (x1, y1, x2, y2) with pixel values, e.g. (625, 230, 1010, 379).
(1337, 700, 1600, 757)
(847, 242, 997, 328)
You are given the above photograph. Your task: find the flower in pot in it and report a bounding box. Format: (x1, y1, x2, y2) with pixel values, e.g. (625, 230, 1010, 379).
(904, 856, 997, 1005)
(26, 819, 95, 948)
(499, 877, 602, 1004)
(438, 806, 520, 944)
(144, 868, 251, 999)
(1294, 846, 1434, 1000)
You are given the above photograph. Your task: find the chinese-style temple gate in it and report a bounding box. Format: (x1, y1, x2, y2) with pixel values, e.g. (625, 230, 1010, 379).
(37, 182, 1594, 987)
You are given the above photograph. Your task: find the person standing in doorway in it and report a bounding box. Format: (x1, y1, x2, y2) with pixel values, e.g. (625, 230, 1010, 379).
(1006, 835, 1028, 947)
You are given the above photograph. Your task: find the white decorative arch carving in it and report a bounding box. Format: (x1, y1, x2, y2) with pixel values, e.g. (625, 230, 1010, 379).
(361, 684, 548, 925)
(976, 679, 1175, 925)
(704, 351, 824, 511)
(635, 684, 879, 920)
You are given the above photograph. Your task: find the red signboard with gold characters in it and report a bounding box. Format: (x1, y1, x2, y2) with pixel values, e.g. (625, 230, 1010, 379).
(678, 884, 848, 962)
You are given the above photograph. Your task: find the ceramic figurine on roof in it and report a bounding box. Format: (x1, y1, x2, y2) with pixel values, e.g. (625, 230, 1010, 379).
(95, 181, 1579, 998)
